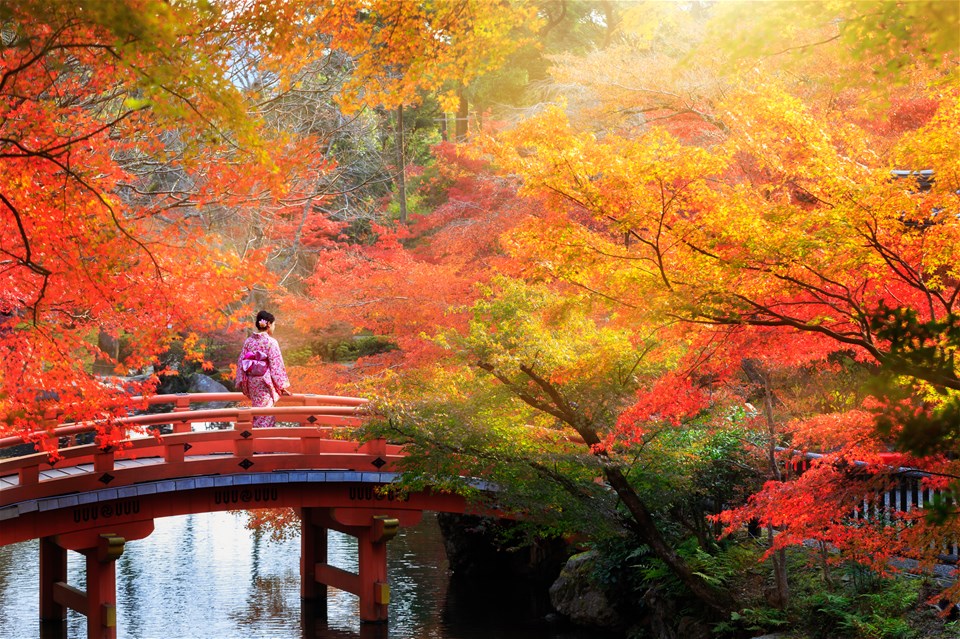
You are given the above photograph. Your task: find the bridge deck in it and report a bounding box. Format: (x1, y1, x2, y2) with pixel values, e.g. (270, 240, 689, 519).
(0, 467, 406, 525)
(1, 453, 240, 488)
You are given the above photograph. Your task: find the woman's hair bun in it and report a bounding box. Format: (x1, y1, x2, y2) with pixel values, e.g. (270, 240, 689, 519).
(255, 310, 275, 330)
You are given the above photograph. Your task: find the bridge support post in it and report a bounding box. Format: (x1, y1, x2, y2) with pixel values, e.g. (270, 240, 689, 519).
(300, 507, 327, 601)
(304, 508, 403, 624)
(39, 536, 67, 634)
(41, 520, 153, 639)
(356, 517, 396, 623)
(81, 534, 122, 639)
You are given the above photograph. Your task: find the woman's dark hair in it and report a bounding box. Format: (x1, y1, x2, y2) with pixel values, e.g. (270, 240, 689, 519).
(255, 310, 275, 331)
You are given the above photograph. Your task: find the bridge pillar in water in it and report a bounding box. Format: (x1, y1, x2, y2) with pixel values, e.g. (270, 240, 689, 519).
(301, 506, 420, 623)
(39, 537, 67, 638)
(39, 520, 154, 639)
(300, 507, 328, 602)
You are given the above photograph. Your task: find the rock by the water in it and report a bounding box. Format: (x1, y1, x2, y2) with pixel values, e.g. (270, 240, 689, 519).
(187, 374, 231, 409)
(549, 551, 622, 630)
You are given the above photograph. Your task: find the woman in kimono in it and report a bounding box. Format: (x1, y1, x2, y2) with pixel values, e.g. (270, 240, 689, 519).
(236, 310, 291, 427)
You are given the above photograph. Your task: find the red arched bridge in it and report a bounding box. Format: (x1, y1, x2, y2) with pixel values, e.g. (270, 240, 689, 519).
(0, 393, 479, 638)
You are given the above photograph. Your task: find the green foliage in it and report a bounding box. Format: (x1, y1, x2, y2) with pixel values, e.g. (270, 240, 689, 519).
(282, 333, 397, 366)
(590, 536, 655, 595)
(589, 536, 775, 627)
(358, 365, 621, 537)
(870, 306, 960, 457)
(282, 345, 316, 367)
(795, 564, 923, 639)
(713, 607, 790, 636)
(408, 159, 455, 212)
(810, 590, 857, 631)
(458, 277, 654, 412)
(620, 425, 761, 549)
(638, 538, 762, 602)
(592, 535, 944, 639)
(333, 335, 397, 362)
(386, 189, 427, 222)
(871, 307, 960, 392)
(696, 547, 938, 639)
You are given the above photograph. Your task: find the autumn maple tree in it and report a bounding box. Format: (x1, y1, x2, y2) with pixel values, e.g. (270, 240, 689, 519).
(0, 0, 281, 448)
(294, 0, 960, 617)
(480, 0, 959, 608)
(0, 0, 539, 448)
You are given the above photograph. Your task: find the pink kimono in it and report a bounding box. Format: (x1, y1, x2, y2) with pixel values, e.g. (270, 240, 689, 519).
(235, 332, 290, 428)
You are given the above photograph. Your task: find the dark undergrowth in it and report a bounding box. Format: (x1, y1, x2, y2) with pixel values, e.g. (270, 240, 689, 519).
(592, 534, 960, 639)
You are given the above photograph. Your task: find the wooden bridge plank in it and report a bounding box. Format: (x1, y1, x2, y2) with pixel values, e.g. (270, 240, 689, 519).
(40, 469, 73, 480)
(56, 465, 92, 476)
(113, 458, 161, 468)
(38, 464, 93, 481)
(1, 451, 405, 507)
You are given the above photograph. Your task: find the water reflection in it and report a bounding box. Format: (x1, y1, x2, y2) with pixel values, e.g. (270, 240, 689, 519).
(0, 511, 612, 639)
(301, 603, 389, 639)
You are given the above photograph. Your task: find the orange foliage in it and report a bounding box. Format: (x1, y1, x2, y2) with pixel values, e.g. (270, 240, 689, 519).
(315, 0, 541, 112)
(288, 146, 539, 383)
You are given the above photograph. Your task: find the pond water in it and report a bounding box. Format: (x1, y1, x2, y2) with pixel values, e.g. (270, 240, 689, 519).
(0, 511, 618, 639)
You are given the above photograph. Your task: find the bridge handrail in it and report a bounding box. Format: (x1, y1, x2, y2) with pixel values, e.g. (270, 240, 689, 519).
(0, 393, 369, 452)
(0, 424, 386, 476)
(778, 447, 929, 480)
(130, 392, 368, 408)
(0, 396, 387, 509)
(0, 406, 365, 458)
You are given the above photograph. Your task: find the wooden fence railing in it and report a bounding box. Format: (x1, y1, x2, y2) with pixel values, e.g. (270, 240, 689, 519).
(785, 449, 959, 559)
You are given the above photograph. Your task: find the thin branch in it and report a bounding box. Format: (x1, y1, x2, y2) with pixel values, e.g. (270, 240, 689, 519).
(763, 33, 843, 59)
(0, 193, 51, 323)
(34, 151, 164, 280)
(475, 361, 569, 423)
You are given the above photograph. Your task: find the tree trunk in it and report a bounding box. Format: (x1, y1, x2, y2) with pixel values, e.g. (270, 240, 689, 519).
(92, 330, 119, 375)
(488, 361, 738, 615)
(397, 104, 407, 224)
(768, 525, 789, 607)
(396, 104, 407, 225)
(600, 0, 618, 49)
(455, 90, 468, 141)
(742, 358, 790, 608)
(602, 465, 737, 614)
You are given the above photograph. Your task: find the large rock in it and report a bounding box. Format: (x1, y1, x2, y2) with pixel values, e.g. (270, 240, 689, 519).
(187, 373, 232, 409)
(549, 551, 623, 630)
(637, 586, 711, 639)
(186, 374, 234, 429)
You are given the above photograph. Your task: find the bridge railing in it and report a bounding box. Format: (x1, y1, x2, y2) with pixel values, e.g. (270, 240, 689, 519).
(0, 393, 402, 509)
(0, 392, 367, 447)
